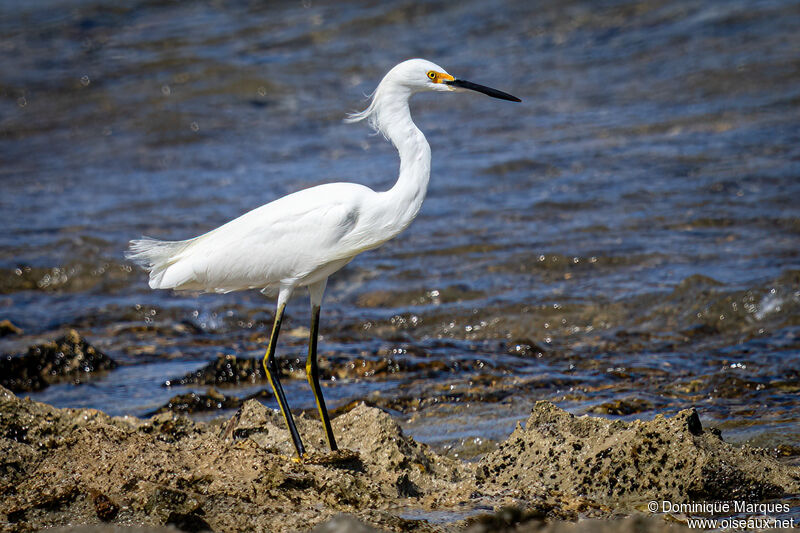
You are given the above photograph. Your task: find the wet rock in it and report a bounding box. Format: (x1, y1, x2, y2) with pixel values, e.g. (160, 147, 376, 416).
(164, 354, 265, 387)
(0, 263, 135, 294)
(705, 374, 767, 398)
(0, 329, 117, 392)
(477, 401, 800, 507)
(374, 386, 511, 413)
(773, 444, 800, 458)
(147, 388, 243, 416)
(327, 356, 415, 379)
(669, 373, 767, 399)
(636, 271, 800, 340)
(110, 320, 202, 338)
(679, 323, 720, 339)
(505, 338, 549, 357)
(328, 355, 495, 380)
(0, 319, 23, 337)
(166, 349, 501, 391)
(356, 285, 485, 308)
(589, 398, 653, 416)
(163, 353, 320, 387)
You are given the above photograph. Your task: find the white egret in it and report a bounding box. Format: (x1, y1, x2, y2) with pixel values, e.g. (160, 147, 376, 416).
(127, 58, 520, 459)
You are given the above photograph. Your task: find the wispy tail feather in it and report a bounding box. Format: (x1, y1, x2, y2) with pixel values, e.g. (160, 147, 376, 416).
(125, 237, 193, 289)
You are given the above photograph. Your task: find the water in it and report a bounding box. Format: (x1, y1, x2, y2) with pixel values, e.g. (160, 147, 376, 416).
(1, 0, 798, 461)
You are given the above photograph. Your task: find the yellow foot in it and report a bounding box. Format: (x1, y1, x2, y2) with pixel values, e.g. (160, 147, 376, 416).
(274, 453, 306, 464)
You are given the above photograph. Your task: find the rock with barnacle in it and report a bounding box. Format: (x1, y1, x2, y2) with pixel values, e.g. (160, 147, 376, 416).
(0, 329, 117, 392)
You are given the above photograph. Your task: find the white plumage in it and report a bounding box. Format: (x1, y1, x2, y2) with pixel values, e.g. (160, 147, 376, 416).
(129, 182, 384, 296)
(127, 60, 446, 306)
(126, 58, 520, 458)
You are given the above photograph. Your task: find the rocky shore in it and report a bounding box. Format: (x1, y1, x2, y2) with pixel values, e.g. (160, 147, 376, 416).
(1, 384, 797, 532)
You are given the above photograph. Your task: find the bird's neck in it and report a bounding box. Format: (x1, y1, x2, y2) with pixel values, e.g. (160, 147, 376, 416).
(377, 91, 431, 229)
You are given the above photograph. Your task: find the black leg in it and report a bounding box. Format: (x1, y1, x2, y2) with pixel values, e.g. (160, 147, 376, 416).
(263, 303, 306, 458)
(306, 305, 338, 451)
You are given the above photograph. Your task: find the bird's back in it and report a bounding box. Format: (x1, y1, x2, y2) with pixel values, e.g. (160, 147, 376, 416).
(128, 182, 395, 294)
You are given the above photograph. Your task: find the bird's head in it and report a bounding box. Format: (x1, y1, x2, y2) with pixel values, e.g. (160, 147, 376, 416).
(346, 59, 519, 134)
(386, 58, 521, 102)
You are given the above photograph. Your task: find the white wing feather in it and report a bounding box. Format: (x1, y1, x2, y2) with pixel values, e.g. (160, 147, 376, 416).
(128, 182, 383, 293)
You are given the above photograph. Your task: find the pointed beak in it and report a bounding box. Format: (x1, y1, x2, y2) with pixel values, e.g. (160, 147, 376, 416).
(444, 78, 521, 102)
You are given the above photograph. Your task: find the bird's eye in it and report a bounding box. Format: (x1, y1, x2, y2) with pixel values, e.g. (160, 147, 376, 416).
(427, 71, 436, 80)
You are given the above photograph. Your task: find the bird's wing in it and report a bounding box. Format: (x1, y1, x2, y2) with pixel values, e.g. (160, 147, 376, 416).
(158, 183, 372, 292)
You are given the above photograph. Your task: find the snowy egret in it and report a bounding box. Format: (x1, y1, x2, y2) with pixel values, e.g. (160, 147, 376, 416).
(127, 59, 520, 459)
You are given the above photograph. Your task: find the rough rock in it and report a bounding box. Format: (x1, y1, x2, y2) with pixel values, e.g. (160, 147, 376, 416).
(476, 401, 800, 507)
(220, 398, 301, 454)
(0, 330, 117, 392)
(0, 389, 463, 532)
(1, 387, 797, 532)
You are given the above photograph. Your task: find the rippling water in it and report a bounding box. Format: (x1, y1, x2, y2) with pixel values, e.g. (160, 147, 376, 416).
(1, 0, 798, 460)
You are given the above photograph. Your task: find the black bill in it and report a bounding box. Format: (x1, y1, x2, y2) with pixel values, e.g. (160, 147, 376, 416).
(445, 78, 521, 102)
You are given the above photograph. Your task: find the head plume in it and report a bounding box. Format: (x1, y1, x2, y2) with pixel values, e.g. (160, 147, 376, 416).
(344, 85, 384, 134)
(344, 59, 451, 137)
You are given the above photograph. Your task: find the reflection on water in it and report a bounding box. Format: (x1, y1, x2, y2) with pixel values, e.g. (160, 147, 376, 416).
(1, 0, 799, 460)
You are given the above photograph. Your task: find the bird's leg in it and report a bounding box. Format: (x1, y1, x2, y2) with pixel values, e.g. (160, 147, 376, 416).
(263, 302, 306, 459)
(306, 304, 338, 451)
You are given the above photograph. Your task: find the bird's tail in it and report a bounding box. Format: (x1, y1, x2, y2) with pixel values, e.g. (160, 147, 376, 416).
(125, 237, 193, 289)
